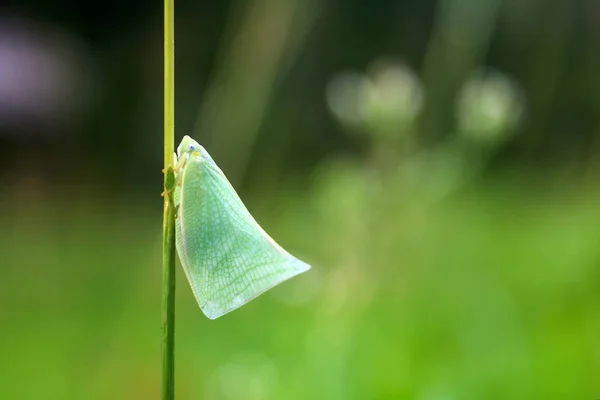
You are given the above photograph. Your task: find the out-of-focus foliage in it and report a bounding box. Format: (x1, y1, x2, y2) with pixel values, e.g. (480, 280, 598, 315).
(0, 0, 599, 399)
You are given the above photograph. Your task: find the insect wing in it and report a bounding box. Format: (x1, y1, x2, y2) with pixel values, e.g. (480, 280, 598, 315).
(175, 151, 310, 319)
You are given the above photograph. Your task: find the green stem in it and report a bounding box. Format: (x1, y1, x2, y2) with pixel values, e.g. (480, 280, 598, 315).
(162, 0, 175, 398)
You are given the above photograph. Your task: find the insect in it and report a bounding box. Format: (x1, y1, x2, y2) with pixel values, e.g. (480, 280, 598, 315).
(173, 135, 311, 319)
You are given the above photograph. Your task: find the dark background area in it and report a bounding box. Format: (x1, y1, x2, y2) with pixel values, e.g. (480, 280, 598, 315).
(2, 0, 599, 188)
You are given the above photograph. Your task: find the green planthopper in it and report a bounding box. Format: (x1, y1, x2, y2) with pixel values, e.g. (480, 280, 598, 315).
(173, 135, 310, 319)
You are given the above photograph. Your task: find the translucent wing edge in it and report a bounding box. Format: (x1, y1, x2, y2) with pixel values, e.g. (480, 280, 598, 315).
(203, 256, 311, 320)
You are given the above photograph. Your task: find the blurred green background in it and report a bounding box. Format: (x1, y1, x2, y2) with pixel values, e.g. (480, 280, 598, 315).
(1, 0, 599, 399)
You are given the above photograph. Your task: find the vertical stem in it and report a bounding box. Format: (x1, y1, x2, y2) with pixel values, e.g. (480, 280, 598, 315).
(162, 0, 175, 398)
(162, 187, 176, 400)
(164, 1, 175, 167)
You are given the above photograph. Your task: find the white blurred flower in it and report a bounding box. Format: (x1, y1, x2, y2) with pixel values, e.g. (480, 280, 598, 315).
(455, 68, 525, 144)
(325, 70, 369, 127)
(325, 59, 424, 140)
(363, 59, 424, 132)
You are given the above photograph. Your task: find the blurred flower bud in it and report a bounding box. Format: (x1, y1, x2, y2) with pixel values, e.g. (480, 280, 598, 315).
(455, 69, 525, 145)
(325, 70, 369, 128)
(326, 60, 424, 143)
(362, 59, 424, 140)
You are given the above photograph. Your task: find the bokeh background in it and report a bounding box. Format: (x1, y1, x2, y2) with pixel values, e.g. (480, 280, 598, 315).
(1, 0, 600, 399)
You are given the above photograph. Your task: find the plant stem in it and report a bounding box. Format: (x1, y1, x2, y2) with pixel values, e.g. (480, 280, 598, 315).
(162, 0, 175, 398)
